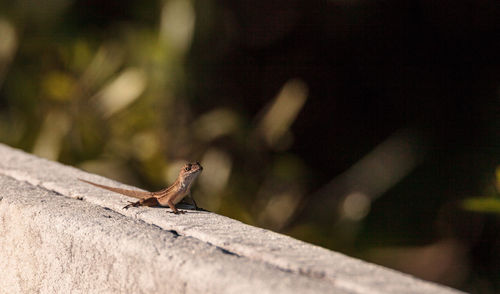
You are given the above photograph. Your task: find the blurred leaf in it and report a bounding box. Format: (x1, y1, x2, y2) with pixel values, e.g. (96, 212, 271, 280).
(462, 197, 500, 214)
(95, 68, 147, 117)
(42, 71, 75, 101)
(496, 165, 500, 193)
(193, 108, 240, 141)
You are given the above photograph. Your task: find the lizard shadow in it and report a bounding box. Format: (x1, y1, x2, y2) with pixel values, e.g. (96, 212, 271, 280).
(142, 202, 210, 213)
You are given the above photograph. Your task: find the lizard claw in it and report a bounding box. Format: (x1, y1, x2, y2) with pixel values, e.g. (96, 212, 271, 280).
(123, 201, 136, 210)
(169, 210, 186, 214)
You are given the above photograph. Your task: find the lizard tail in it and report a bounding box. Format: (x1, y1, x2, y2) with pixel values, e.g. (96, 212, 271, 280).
(78, 178, 152, 199)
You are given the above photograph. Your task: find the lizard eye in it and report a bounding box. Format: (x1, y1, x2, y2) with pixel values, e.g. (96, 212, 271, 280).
(184, 165, 191, 171)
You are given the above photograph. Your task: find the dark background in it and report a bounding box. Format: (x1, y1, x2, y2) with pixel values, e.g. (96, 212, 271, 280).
(0, 0, 499, 292)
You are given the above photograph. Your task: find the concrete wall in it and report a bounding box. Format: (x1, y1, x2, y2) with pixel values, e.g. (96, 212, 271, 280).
(0, 143, 464, 293)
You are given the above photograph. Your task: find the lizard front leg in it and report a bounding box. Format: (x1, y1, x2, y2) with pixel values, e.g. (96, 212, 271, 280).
(123, 197, 160, 209)
(188, 192, 198, 210)
(166, 199, 185, 214)
(180, 192, 199, 210)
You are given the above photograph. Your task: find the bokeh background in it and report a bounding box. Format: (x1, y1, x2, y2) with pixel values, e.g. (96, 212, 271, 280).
(0, 0, 499, 292)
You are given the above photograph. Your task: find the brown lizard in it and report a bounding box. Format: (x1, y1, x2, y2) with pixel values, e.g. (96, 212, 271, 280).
(79, 161, 203, 214)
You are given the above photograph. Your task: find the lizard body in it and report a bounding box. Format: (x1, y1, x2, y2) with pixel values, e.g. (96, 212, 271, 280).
(79, 162, 203, 214)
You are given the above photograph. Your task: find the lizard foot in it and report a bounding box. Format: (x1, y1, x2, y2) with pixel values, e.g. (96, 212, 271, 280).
(123, 201, 137, 210)
(169, 210, 186, 214)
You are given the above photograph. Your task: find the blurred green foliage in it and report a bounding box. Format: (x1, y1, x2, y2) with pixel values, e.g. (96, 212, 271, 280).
(462, 167, 500, 214)
(463, 197, 500, 214)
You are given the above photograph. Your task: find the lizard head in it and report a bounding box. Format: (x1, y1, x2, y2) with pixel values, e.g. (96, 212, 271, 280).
(178, 161, 203, 184)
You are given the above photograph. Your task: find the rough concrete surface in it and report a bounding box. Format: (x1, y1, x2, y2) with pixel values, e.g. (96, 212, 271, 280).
(0, 143, 464, 294)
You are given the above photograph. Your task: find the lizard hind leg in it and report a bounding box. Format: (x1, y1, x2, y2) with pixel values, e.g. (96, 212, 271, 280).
(123, 197, 160, 210)
(123, 201, 140, 209)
